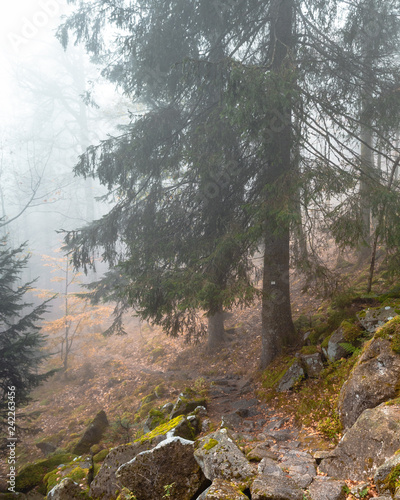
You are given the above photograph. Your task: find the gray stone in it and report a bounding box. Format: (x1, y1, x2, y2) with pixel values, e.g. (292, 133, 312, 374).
(47, 478, 84, 500)
(221, 412, 242, 429)
(322, 327, 348, 363)
(202, 418, 212, 433)
(308, 478, 346, 500)
(73, 410, 109, 455)
(374, 453, 400, 493)
(258, 457, 285, 477)
(357, 307, 398, 333)
(301, 352, 324, 378)
(247, 443, 278, 462)
(251, 475, 303, 500)
(338, 337, 400, 429)
(89, 441, 154, 500)
(319, 403, 400, 481)
(197, 478, 249, 499)
(116, 436, 206, 500)
(170, 393, 207, 419)
(279, 450, 316, 488)
(276, 361, 305, 392)
(194, 429, 254, 481)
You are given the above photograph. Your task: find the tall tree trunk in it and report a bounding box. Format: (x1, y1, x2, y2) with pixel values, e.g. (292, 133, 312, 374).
(207, 307, 225, 351)
(260, 0, 297, 370)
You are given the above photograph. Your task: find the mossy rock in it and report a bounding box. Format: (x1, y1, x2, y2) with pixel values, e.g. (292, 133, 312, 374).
(116, 487, 137, 499)
(15, 453, 77, 494)
(44, 456, 93, 495)
(261, 356, 297, 390)
(136, 415, 195, 444)
(375, 317, 400, 354)
(93, 448, 109, 463)
(170, 394, 207, 419)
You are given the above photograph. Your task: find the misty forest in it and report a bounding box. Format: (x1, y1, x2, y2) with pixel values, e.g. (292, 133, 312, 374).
(1, 0, 400, 499)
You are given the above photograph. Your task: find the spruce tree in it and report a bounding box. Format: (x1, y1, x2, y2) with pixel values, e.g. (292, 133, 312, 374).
(58, 0, 400, 367)
(0, 237, 52, 427)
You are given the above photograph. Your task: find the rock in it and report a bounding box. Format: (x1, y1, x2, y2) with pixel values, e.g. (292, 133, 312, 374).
(90, 415, 194, 499)
(162, 402, 174, 414)
(279, 449, 317, 488)
(73, 410, 109, 455)
(247, 443, 278, 462)
(322, 327, 348, 363)
(258, 458, 285, 477)
(357, 307, 398, 333)
(35, 442, 57, 457)
(116, 437, 207, 500)
(202, 418, 212, 433)
(337, 337, 400, 429)
(319, 403, 400, 481)
(47, 478, 84, 500)
(221, 412, 242, 429)
(276, 361, 305, 392)
(197, 478, 249, 499)
(250, 475, 303, 500)
(170, 392, 207, 419)
(89, 441, 153, 500)
(308, 478, 346, 500)
(194, 429, 254, 481)
(374, 453, 400, 494)
(301, 352, 324, 378)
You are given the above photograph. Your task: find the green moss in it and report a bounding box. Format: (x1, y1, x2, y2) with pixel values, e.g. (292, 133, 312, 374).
(44, 463, 90, 495)
(93, 449, 109, 463)
(384, 464, 400, 493)
(261, 356, 296, 390)
(203, 438, 218, 451)
(375, 317, 400, 354)
(135, 415, 185, 443)
(16, 453, 77, 494)
(300, 345, 318, 355)
(340, 319, 362, 343)
(116, 487, 137, 499)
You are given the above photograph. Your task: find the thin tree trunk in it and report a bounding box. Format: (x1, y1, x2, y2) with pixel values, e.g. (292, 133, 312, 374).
(260, 0, 297, 370)
(359, 114, 374, 258)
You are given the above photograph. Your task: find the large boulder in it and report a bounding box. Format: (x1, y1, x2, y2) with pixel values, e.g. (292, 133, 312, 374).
(194, 429, 254, 481)
(47, 478, 84, 500)
(116, 436, 207, 500)
(73, 410, 109, 455)
(338, 337, 400, 429)
(197, 478, 249, 499)
(89, 441, 152, 500)
(319, 403, 400, 481)
(90, 415, 195, 499)
(250, 475, 303, 500)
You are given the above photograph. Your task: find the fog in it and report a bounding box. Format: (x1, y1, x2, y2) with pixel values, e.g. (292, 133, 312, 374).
(0, 0, 125, 298)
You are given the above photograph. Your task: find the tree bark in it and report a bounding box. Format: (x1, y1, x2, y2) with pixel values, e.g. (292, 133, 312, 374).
(207, 308, 225, 351)
(260, 0, 297, 370)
